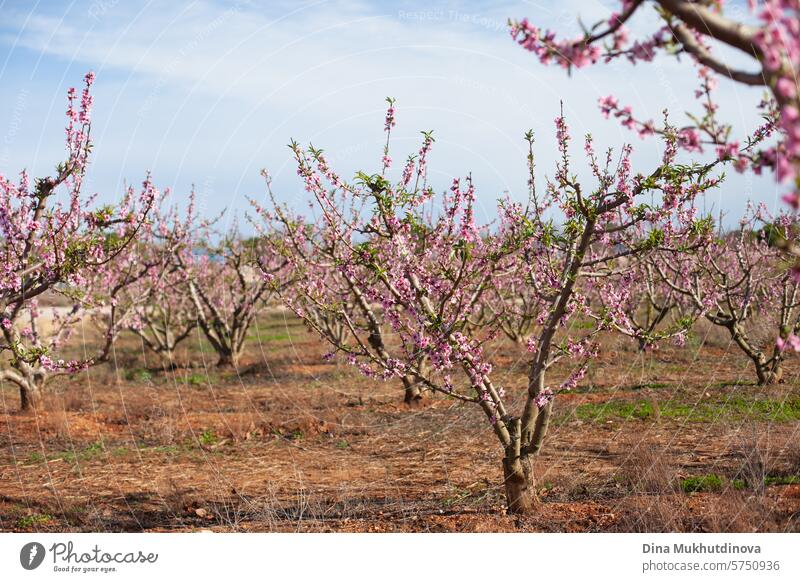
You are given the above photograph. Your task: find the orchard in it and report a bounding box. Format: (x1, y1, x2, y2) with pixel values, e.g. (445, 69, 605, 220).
(2, 1, 800, 532)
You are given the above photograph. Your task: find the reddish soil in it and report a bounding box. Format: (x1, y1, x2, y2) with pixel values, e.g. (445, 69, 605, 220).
(1, 316, 799, 532)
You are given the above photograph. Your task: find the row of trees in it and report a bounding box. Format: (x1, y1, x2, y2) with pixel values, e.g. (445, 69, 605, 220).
(2, 76, 795, 513)
(3, 1, 800, 515)
(0, 74, 289, 409)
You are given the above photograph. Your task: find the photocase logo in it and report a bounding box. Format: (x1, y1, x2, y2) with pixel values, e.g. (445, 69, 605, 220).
(20, 542, 46, 570)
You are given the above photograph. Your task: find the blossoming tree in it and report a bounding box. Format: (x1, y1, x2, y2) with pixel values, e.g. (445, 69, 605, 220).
(653, 204, 800, 384)
(590, 239, 710, 351)
(251, 138, 431, 404)
(176, 219, 287, 368)
(118, 192, 200, 367)
(0, 74, 154, 410)
(258, 100, 723, 513)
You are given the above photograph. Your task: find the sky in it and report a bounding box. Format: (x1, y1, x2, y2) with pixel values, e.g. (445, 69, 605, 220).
(0, 0, 782, 228)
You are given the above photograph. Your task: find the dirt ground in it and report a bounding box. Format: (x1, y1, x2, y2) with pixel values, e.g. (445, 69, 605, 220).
(1, 313, 799, 532)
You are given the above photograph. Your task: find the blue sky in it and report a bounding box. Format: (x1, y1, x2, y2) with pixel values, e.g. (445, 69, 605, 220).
(0, 0, 780, 226)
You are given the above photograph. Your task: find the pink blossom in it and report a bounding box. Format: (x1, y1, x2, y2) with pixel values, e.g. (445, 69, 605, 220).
(776, 77, 798, 100)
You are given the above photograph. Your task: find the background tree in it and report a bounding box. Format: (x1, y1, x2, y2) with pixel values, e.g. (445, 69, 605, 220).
(178, 220, 287, 368)
(120, 192, 200, 367)
(654, 204, 799, 384)
(592, 245, 706, 351)
(251, 140, 433, 405)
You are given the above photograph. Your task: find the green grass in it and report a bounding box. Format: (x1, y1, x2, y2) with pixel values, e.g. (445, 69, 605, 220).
(187, 373, 207, 386)
(199, 429, 217, 446)
(441, 486, 472, 507)
(576, 400, 654, 421)
(272, 427, 304, 441)
(42, 441, 106, 464)
(570, 381, 670, 395)
(681, 474, 725, 493)
(250, 332, 291, 342)
(26, 451, 45, 463)
(124, 368, 153, 383)
(84, 441, 103, 455)
(765, 475, 800, 486)
(628, 382, 671, 391)
(574, 396, 800, 424)
(16, 514, 55, 528)
(679, 473, 800, 493)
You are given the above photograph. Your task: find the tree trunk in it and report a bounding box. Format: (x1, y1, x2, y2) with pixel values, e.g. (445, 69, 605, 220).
(502, 417, 538, 514)
(402, 376, 424, 406)
(217, 350, 239, 368)
(503, 451, 536, 514)
(20, 383, 42, 412)
(157, 349, 177, 370)
(727, 322, 783, 386)
(755, 358, 782, 385)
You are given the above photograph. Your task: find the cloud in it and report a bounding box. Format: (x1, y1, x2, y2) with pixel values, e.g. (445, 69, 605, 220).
(0, 0, 782, 225)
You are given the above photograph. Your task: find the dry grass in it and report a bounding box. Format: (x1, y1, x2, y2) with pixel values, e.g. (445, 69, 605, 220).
(618, 445, 680, 495)
(1, 312, 799, 532)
